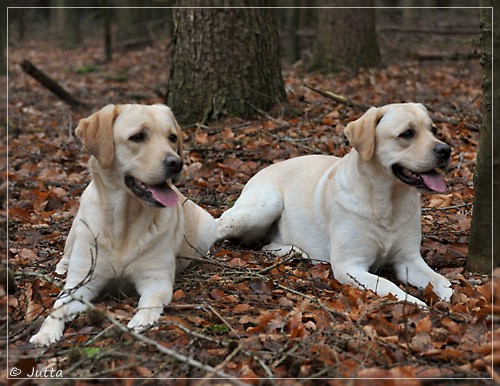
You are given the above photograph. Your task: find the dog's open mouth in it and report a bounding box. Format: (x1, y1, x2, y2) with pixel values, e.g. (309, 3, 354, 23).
(392, 165, 446, 193)
(124, 176, 178, 208)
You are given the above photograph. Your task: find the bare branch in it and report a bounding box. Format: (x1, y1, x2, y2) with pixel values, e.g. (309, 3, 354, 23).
(20, 60, 87, 108)
(97, 302, 248, 385)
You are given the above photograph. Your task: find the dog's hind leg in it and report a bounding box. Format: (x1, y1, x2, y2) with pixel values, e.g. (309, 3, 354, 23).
(216, 187, 283, 243)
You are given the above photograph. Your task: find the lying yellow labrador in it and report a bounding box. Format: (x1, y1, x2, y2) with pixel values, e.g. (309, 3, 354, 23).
(217, 103, 453, 307)
(31, 104, 216, 346)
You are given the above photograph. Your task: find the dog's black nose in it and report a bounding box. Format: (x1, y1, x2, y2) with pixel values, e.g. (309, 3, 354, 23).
(164, 156, 183, 174)
(434, 143, 451, 161)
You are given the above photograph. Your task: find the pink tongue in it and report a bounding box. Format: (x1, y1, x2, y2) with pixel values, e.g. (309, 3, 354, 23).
(420, 171, 446, 193)
(148, 183, 178, 207)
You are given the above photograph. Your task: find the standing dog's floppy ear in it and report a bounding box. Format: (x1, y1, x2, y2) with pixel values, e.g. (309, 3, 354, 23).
(76, 104, 119, 169)
(344, 106, 383, 161)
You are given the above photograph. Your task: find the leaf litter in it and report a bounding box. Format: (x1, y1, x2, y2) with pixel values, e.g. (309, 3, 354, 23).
(4, 39, 495, 382)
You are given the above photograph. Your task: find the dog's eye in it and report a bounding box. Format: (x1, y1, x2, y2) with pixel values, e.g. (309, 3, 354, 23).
(431, 125, 438, 135)
(168, 134, 178, 143)
(129, 132, 146, 142)
(398, 129, 415, 140)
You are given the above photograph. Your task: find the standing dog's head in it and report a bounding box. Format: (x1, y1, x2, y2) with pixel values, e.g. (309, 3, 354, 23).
(76, 103, 184, 208)
(344, 103, 451, 193)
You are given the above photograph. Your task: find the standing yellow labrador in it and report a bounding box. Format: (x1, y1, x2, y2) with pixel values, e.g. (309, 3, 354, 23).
(31, 104, 216, 346)
(217, 103, 453, 307)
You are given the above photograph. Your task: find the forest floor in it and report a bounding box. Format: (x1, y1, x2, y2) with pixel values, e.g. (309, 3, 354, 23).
(3, 36, 496, 384)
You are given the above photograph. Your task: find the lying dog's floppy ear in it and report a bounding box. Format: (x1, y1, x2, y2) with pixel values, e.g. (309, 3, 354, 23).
(75, 104, 119, 169)
(344, 106, 382, 161)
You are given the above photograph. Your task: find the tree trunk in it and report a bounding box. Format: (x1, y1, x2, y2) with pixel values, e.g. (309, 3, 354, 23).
(102, 6, 112, 62)
(166, 2, 285, 125)
(63, 7, 81, 49)
(50, 1, 64, 36)
(493, 6, 500, 269)
(285, 3, 300, 64)
(401, 0, 416, 26)
(467, 3, 493, 273)
(311, 0, 380, 73)
(1, 5, 6, 75)
(114, 1, 151, 44)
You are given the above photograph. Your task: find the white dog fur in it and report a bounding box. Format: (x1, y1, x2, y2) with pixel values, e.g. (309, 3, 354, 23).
(30, 104, 216, 346)
(216, 103, 453, 307)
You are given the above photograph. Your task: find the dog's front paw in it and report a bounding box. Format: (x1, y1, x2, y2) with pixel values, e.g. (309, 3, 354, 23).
(127, 308, 162, 331)
(433, 280, 453, 302)
(30, 319, 65, 346)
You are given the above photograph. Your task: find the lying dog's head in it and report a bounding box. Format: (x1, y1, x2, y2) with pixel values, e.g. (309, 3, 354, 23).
(76, 104, 184, 208)
(344, 103, 451, 193)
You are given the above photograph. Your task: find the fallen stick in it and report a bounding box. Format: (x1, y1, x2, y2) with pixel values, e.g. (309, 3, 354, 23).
(378, 26, 480, 35)
(20, 60, 86, 108)
(305, 85, 479, 131)
(105, 314, 247, 385)
(22, 270, 247, 385)
(411, 52, 482, 61)
(431, 116, 479, 132)
(304, 85, 370, 110)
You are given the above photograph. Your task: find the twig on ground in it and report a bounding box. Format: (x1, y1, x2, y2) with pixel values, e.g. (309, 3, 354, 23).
(431, 116, 479, 132)
(377, 26, 479, 35)
(162, 320, 226, 347)
(198, 343, 243, 385)
(76, 297, 248, 385)
(204, 302, 242, 339)
(304, 85, 370, 110)
(422, 203, 473, 212)
(411, 51, 481, 61)
(263, 130, 324, 155)
(245, 100, 276, 121)
(246, 351, 275, 381)
(270, 342, 300, 369)
(177, 253, 227, 268)
(257, 252, 298, 275)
